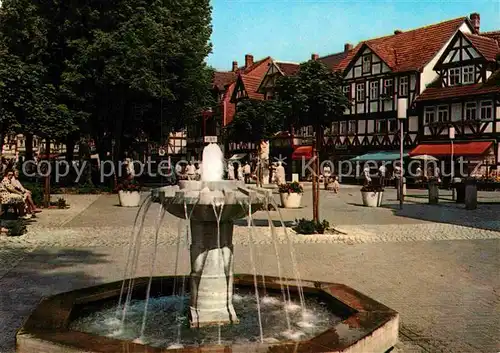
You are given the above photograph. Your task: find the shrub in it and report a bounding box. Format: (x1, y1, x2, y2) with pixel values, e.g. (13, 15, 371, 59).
(57, 197, 68, 209)
(278, 182, 304, 194)
(361, 185, 384, 193)
(24, 182, 44, 207)
(293, 218, 330, 235)
(6, 220, 27, 237)
(114, 178, 142, 193)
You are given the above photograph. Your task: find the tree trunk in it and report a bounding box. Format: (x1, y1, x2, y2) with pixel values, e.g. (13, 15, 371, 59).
(257, 143, 262, 187)
(44, 139, 51, 208)
(65, 133, 78, 162)
(25, 133, 34, 160)
(312, 124, 322, 222)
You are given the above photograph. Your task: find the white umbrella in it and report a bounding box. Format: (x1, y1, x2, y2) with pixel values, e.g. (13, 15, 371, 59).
(411, 154, 438, 161)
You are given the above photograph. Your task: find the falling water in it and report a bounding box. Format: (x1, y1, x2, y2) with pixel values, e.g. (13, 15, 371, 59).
(120, 196, 154, 326)
(139, 203, 168, 340)
(269, 197, 306, 313)
(201, 143, 224, 181)
(245, 203, 264, 343)
(116, 196, 151, 317)
(172, 199, 196, 347)
(264, 205, 291, 331)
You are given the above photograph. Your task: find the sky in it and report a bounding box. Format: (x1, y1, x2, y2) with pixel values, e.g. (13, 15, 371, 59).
(207, 0, 500, 71)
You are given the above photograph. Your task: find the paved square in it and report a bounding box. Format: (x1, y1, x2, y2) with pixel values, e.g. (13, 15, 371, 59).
(0, 186, 499, 352)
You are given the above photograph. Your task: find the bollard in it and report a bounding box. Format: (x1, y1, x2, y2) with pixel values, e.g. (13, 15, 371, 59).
(455, 179, 465, 203)
(402, 177, 407, 196)
(464, 178, 477, 210)
(428, 178, 439, 204)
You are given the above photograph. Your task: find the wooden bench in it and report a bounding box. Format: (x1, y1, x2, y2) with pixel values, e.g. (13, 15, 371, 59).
(1, 199, 23, 219)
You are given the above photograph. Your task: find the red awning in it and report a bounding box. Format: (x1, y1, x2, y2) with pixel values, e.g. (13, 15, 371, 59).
(292, 146, 313, 160)
(409, 141, 493, 157)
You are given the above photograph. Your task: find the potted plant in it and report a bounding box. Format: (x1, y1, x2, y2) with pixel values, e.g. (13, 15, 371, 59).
(360, 184, 384, 207)
(278, 182, 303, 208)
(115, 177, 142, 207)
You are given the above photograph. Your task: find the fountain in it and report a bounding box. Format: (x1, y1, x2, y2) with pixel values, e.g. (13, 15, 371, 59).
(16, 143, 399, 352)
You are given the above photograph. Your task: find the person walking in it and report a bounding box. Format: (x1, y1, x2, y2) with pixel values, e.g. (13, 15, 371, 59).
(243, 162, 251, 184)
(378, 163, 387, 187)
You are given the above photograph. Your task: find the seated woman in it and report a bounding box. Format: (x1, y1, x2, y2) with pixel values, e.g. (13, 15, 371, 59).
(12, 170, 41, 214)
(0, 169, 29, 219)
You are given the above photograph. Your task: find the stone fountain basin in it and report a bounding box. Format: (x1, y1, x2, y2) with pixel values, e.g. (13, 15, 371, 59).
(151, 181, 271, 222)
(16, 275, 399, 353)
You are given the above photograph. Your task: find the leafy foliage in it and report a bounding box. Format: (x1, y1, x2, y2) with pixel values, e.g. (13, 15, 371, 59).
(114, 177, 142, 193)
(278, 182, 304, 194)
(6, 219, 28, 237)
(274, 60, 350, 129)
(293, 218, 330, 235)
(225, 99, 283, 143)
(0, 0, 214, 158)
(360, 185, 384, 192)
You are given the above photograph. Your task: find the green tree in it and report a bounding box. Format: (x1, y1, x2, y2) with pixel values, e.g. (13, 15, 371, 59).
(225, 99, 283, 186)
(275, 60, 349, 221)
(63, 0, 214, 161)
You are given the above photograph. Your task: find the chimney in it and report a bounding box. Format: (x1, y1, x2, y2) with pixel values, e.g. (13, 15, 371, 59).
(232, 61, 238, 72)
(344, 43, 353, 52)
(394, 30, 403, 35)
(245, 54, 254, 68)
(311, 53, 319, 61)
(470, 13, 480, 33)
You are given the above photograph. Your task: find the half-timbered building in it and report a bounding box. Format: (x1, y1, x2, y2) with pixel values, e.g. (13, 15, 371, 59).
(184, 54, 273, 159)
(411, 17, 500, 175)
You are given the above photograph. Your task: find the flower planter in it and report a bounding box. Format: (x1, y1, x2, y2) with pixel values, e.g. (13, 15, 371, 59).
(361, 191, 383, 207)
(118, 190, 141, 207)
(280, 192, 302, 208)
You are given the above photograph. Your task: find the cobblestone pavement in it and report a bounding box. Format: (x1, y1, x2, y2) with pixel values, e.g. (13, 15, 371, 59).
(0, 189, 499, 352)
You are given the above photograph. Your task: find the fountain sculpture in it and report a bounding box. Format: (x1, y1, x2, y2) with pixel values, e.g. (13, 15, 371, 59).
(16, 143, 399, 352)
(152, 143, 269, 327)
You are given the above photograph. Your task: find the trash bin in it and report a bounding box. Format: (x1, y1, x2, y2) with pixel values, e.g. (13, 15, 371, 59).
(428, 178, 439, 204)
(454, 179, 465, 203)
(464, 178, 478, 210)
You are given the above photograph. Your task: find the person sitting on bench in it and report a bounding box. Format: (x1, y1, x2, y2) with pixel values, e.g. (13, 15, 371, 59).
(0, 169, 28, 219)
(12, 170, 41, 215)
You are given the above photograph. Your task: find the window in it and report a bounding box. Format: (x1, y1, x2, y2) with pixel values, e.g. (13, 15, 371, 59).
(383, 79, 393, 96)
(332, 122, 340, 134)
(376, 120, 388, 133)
(437, 106, 449, 122)
(462, 66, 474, 84)
(343, 85, 351, 99)
(369, 81, 379, 100)
(424, 107, 435, 125)
(356, 83, 365, 101)
(348, 120, 356, 133)
(340, 121, 347, 134)
(399, 77, 408, 96)
(449, 68, 461, 86)
(362, 55, 371, 73)
(388, 119, 398, 132)
(465, 102, 477, 120)
(480, 101, 493, 120)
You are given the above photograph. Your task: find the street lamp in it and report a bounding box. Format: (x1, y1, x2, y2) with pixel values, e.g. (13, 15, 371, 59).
(449, 127, 455, 200)
(397, 99, 407, 210)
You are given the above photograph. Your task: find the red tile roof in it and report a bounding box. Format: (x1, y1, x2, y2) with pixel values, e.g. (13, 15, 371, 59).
(338, 17, 468, 73)
(275, 62, 300, 76)
(415, 70, 500, 102)
(241, 56, 272, 75)
(213, 71, 237, 90)
(319, 51, 351, 71)
(481, 30, 500, 44)
(464, 33, 499, 61)
(239, 74, 264, 100)
(409, 141, 493, 157)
